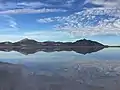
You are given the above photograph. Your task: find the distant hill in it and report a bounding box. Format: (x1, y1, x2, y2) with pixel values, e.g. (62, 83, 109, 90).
(10, 38, 105, 47)
(73, 39, 104, 46)
(0, 38, 106, 55)
(13, 38, 39, 46)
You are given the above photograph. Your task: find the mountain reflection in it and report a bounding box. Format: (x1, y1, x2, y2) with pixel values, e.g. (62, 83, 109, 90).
(0, 46, 105, 55)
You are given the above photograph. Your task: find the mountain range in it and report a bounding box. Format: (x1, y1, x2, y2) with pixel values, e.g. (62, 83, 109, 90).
(0, 38, 107, 55)
(0, 38, 106, 47)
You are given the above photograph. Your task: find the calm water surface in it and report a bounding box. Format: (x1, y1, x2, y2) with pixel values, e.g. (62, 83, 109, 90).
(0, 48, 120, 90)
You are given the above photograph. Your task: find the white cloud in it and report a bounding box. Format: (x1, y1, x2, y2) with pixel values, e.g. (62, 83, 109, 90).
(0, 1, 68, 14)
(0, 2, 48, 10)
(17, 2, 49, 8)
(37, 17, 62, 23)
(0, 15, 18, 31)
(4, 15, 18, 29)
(37, 18, 55, 23)
(37, 8, 120, 36)
(0, 1, 73, 10)
(16, 0, 74, 8)
(9, 20, 17, 28)
(0, 8, 66, 14)
(85, 0, 120, 8)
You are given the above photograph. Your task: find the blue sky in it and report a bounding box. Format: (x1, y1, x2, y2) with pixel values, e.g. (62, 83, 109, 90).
(0, 0, 120, 45)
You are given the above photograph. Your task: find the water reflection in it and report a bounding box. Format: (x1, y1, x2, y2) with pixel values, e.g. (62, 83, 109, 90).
(0, 61, 120, 90)
(0, 48, 119, 90)
(0, 46, 104, 55)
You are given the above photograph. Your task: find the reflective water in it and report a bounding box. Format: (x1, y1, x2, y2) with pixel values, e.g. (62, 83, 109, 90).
(0, 48, 120, 90)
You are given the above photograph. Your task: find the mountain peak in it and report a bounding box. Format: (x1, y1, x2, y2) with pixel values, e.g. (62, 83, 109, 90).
(74, 39, 104, 46)
(14, 38, 38, 45)
(20, 38, 30, 42)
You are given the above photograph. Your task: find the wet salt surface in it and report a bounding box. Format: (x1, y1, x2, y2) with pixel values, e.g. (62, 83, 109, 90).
(0, 48, 119, 90)
(0, 61, 120, 90)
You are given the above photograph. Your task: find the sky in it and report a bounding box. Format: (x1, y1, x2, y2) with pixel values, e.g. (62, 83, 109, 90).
(0, 0, 120, 45)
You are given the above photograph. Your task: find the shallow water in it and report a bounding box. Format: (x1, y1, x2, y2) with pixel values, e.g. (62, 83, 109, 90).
(0, 48, 120, 90)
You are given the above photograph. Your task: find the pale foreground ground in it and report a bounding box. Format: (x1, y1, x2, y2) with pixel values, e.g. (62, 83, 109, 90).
(0, 60, 120, 90)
